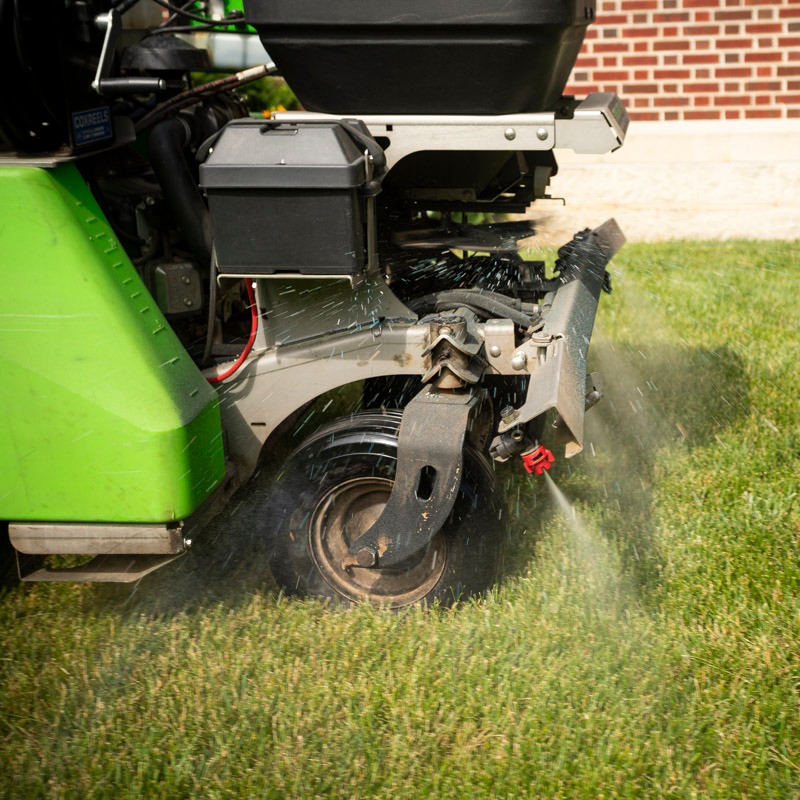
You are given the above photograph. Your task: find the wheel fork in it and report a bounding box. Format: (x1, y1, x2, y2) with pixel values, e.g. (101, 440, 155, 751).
(343, 385, 487, 570)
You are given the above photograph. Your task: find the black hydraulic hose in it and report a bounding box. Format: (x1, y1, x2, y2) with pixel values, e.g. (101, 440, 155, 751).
(201, 245, 219, 368)
(407, 290, 540, 330)
(147, 116, 212, 266)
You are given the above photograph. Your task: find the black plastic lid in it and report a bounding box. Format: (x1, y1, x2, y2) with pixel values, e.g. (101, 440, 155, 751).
(200, 121, 368, 190)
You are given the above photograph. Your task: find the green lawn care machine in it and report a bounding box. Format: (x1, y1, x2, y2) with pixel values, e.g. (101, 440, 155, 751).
(0, 0, 627, 606)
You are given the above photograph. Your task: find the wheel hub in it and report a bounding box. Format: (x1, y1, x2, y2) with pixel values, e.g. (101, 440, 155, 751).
(309, 477, 447, 607)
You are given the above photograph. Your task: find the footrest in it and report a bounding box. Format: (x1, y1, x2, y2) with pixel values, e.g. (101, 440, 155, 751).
(18, 553, 185, 583)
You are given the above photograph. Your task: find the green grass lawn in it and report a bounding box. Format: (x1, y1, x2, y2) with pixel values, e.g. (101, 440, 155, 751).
(2, 241, 799, 799)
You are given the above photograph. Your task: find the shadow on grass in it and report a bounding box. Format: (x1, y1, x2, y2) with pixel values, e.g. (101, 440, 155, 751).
(497, 339, 751, 598)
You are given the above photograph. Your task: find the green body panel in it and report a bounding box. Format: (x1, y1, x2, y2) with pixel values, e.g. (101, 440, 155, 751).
(0, 165, 225, 522)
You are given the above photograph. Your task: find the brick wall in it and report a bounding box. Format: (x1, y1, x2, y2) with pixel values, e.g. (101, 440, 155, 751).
(565, 0, 800, 121)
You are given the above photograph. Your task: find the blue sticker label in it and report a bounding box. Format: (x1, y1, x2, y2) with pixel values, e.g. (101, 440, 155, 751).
(72, 107, 113, 147)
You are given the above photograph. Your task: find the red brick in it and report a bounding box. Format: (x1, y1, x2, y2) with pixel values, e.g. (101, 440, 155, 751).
(631, 111, 660, 120)
(789, 109, 800, 118)
(745, 80, 781, 90)
(664, 55, 679, 64)
(603, 27, 620, 38)
(746, 108, 783, 118)
(663, 26, 680, 36)
(745, 51, 783, 62)
(684, 53, 722, 64)
(778, 37, 800, 47)
(684, 110, 723, 119)
(756, 66, 774, 77)
(653, 40, 691, 50)
(654, 13, 690, 22)
(754, 94, 772, 105)
(684, 25, 720, 35)
(697, 69, 711, 78)
(695, 11, 712, 22)
(603, 56, 620, 66)
(693, 95, 712, 106)
(684, 0, 722, 7)
(653, 69, 692, 79)
(632, 13, 648, 23)
(756, 9, 775, 20)
(695, 40, 712, 49)
(715, 67, 753, 77)
(713, 94, 754, 105)
(620, 0, 658, 8)
(594, 70, 629, 80)
(743, 0, 776, 5)
(778, 7, 800, 19)
(745, 23, 783, 33)
(622, 26, 659, 37)
(725, 109, 742, 119)
(634, 69, 649, 79)
(575, 56, 599, 68)
(622, 55, 659, 66)
(714, 10, 753, 21)
(776, 94, 800, 103)
(716, 38, 753, 48)
(594, 42, 631, 53)
(724, 24, 742, 34)
(665, 111, 680, 120)
(653, 96, 691, 106)
(633, 97, 653, 107)
(622, 83, 660, 94)
(724, 81, 741, 91)
(633, 41, 650, 52)
(684, 82, 721, 92)
(789, 80, 800, 91)
(790, 22, 800, 32)
(596, 14, 628, 24)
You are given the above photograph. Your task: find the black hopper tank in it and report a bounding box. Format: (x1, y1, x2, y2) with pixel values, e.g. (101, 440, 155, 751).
(244, 0, 596, 115)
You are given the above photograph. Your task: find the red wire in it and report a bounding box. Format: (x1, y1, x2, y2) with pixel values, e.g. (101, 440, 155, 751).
(206, 281, 258, 385)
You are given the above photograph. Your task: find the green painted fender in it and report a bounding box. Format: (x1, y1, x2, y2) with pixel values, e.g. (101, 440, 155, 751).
(0, 164, 225, 523)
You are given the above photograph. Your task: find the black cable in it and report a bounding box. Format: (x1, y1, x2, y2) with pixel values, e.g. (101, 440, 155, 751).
(160, 0, 200, 28)
(407, 290, 540, 330)
(134, 66, 267, 132)
(201, 245, 219, 367)
(148, 0, 243, 25)
(145, 22, 218, 35)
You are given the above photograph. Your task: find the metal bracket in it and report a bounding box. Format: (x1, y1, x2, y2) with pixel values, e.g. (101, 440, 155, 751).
(272, 93, 629, 170)
(497, 219, 626, 456)
(93, 10, 167, 95)
(344, 386, 486, 569)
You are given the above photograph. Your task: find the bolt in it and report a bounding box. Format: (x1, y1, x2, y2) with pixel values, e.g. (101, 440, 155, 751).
(537, 127, 549, 141)
(354, 547, 377, 568)
(181, 275, 191, 285)
(438, 325, 453, 337)
(504, 127, 516, 141)
(184, 298, 193, 307)
(511, 351, 528, 370)
(488, 345, 501, 358)
(501, 405, 519, 425)
(183, 538, 192, 549)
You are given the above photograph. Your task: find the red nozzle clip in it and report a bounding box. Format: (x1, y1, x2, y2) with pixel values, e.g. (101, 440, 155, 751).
(521, 445, 555, 475)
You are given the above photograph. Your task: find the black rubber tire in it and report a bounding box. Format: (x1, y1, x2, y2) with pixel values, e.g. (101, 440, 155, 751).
(259, 410, 505, 607)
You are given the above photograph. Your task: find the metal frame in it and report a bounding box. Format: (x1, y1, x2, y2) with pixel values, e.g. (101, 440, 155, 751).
(272, 92, 629, 168)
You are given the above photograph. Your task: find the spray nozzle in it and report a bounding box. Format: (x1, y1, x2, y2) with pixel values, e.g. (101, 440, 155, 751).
(521, 445, 555, 475)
